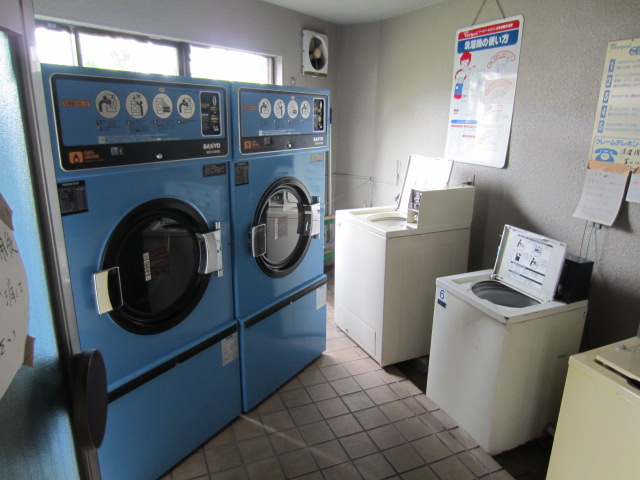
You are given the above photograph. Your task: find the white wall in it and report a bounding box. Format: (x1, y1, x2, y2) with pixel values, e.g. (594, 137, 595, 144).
(335, 0, 640, 349)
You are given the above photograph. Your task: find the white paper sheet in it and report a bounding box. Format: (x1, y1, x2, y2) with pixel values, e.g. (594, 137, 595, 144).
(573, 163, 630, 226)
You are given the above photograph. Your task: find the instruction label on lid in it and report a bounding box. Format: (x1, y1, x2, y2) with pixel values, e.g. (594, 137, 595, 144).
(494, 225, 566, 303)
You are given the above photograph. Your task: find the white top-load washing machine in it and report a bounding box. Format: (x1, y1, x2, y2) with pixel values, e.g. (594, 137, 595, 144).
(426, 225, 588, 455)
(335, 155, 475, 366)
(547, 337, 640, 480)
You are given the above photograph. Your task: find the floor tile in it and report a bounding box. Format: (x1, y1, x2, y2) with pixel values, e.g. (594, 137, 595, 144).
(430, 455, 475, 480)
(279, 448, 318, 478)
(393, 416, 434, 441)
(330, 376, 362, 396)
(353, 406, 390, 430)
(210, 466, 248, 480)
(327, 413, 364, 438)
(353, 452, 396, 480)
(261, 410, 295, 433)
(307, 381, 338, 402)
(299, 420, 335, 446)
(245, 457, 285, 480)
(411, 435, 453, 463)
(342, 390, 375, 412)
(269, 428, 306, 455)
(383, 443, 425, 473)
(171, 450, 208, 480)
(309, 439, 349, 469)
(400, 465, 439, 480)
(323, 462, 363, 480)
(379, 399, 415, 422)
(289, 403, 323, 426)
(319, 363, 351, 381)
(204, 443, 242, 472)
(280, 388, 313, 408)
(339, 431, 379, 459)
(368, 424, 406, 450)
(316, 396, 349, 419)
(237, 435, 274, 463)
(353, 371, 386, 389)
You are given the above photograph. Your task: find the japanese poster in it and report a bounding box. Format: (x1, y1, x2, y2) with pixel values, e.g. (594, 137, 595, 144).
(589, 38, 640, 168)
(444, 16, 524, 168)
(0, 194, 29, 399)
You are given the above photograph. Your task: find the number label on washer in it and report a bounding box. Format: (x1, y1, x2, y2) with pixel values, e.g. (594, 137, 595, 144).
(437, 289, 447, 308)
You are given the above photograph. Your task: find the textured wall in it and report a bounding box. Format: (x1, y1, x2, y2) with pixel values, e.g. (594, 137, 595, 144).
(334, 0, 640, 349)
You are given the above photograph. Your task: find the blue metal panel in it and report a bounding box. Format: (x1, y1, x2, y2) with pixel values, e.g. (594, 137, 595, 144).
(99, 326, 241, 480)
(240, 284, 327, 411)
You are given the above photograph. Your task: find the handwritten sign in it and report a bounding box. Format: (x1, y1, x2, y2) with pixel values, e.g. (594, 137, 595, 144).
(573, 161, 630, 226)
(0, 194, 30, 399)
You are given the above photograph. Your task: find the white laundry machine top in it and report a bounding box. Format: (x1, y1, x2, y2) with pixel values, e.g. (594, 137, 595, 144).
(336, 154, 471, 238)
(336, 185, 474, 238)
(436, 225, 587, 324)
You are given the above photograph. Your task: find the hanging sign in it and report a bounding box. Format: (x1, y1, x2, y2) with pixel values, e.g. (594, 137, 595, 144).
(589, 38, 640, 168)
(573, 161, 630, 226)
(0, 194, 30, 399)
(444, 15, 524, 168)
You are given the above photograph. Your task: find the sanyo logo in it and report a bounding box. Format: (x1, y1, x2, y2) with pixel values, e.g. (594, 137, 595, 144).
(313, 136, 324, 143)
(203, 142, 221, 150)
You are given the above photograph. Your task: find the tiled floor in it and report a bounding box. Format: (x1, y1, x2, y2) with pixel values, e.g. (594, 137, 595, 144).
(159, 272, 545, 480)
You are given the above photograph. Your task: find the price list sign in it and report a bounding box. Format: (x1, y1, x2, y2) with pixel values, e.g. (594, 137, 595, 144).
(0, 194, 29, 399)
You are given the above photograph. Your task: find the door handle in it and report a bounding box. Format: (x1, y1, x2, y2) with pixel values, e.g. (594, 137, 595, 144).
(251, 224, 267, 258)
(303, 197, 321, 238)
(197, 222, 223, 276)
(92, 267, 123, 314)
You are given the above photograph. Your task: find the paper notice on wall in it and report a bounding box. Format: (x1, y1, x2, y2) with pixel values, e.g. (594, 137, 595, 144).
(626, 168, 640, 203)
(573, 161, 630, 226)
(0, 194, 30, 399)
(589, 38, 640, 167)
(444, 16, 524, 169)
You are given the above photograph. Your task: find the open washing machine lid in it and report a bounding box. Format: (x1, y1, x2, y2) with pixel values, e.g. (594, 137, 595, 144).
(489, 225, 567, 303)
(396, 155, 453, 215)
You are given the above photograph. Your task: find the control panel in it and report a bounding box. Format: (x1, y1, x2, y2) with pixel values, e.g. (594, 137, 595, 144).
(238, 87, 328, 154)
(49, 73, 229, 170)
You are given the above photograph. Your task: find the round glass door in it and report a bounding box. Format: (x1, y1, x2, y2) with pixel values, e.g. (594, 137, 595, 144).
(101, 199, 211, 334)
(253, 177, 313, 278)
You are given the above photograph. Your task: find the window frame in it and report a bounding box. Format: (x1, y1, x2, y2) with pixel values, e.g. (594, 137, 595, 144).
(35, 20, 276, 84)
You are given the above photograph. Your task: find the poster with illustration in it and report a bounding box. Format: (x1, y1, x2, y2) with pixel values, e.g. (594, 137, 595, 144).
(589, 38, 640, 168)
(444, 16, 524, 168)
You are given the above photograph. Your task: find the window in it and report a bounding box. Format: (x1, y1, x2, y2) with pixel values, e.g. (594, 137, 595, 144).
(78, 31, 179, 75)
(35, 22, 274, 84)
(190, 45, 271, 83)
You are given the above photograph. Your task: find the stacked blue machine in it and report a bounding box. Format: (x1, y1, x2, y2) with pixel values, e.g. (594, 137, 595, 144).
(41, 65, 241, 480)
(230, 83, 330, 411)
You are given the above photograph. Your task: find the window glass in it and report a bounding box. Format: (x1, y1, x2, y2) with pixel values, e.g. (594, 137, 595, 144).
(78, 32, 179, 75)
(35, 26, 75, 65)
(190, 45, 271, 83)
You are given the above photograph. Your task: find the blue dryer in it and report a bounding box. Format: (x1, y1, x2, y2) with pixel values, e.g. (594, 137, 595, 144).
(42, 65, 241, 480)
(230, 83, 330, 411)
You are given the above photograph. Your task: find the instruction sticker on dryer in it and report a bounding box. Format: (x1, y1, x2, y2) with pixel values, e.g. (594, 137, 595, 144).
(221, 332, 238, 366)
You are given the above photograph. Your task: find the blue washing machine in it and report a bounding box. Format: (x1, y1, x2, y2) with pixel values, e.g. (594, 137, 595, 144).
(42, 65, 241, 480)
(230, 83, 329, 411)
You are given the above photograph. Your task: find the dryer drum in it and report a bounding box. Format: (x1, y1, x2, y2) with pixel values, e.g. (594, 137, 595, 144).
(101, 198, 212, 334)
(251, 176, 314, 278)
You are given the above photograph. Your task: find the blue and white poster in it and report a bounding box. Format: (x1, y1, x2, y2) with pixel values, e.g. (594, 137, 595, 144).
(444, 16, 524, 168)
(589, 38, 640, 168)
